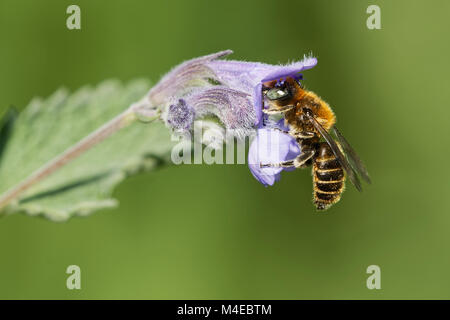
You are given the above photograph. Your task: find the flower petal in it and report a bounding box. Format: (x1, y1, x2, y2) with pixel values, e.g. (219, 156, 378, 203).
(260, 56, 318, 83)
(248, 126, 300, 186)
(253, 83, 263, 126)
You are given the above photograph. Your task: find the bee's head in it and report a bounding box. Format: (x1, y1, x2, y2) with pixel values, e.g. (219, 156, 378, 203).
(262, 76, 304, 109)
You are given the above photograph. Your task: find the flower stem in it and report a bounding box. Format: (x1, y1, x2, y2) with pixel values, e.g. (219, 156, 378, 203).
(0, 104, 152, 212)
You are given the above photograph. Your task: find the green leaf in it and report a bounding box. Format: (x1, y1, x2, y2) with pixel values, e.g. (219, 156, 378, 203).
(0, 79, 175, 221)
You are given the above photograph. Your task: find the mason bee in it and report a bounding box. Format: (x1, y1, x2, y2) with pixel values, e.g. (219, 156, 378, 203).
(260, 77, 371, 210)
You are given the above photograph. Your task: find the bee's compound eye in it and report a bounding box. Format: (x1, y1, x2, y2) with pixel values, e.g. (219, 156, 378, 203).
(266, 88, 289, 100)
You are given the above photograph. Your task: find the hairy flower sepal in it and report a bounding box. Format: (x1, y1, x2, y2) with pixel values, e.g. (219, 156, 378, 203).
(163, 86, 253, 138)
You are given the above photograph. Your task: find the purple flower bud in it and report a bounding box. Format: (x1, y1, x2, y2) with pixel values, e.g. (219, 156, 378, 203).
(183, 86, 255, 137)
(166, 99, 195, 131)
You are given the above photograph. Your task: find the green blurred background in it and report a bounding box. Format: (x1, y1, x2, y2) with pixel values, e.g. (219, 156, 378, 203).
(0, 0, 449, 299)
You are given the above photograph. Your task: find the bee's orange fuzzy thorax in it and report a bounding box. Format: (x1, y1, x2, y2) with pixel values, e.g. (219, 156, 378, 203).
(303, 91, 336, 130)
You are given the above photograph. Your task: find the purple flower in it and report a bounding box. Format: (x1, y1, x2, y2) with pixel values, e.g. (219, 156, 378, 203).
(147, 50, 317, 134)
(248, 121, 300, 186)
(144, 50, 318, 186)
(208, 53, 317, 185)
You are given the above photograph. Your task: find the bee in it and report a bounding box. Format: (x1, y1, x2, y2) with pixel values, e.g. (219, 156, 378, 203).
(260, 76, 371, 210)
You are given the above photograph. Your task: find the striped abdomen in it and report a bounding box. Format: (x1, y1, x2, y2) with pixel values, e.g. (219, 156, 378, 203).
(313, 142, 345, 210)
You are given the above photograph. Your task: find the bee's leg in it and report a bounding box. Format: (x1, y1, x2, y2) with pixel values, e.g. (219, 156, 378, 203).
(293, 150, 315, 168)
(262, 91, 267, 126)
(262, 105, 295, 115)
(270, 127, 289, 135)
(294, 131, 315, 139)
(270, 129, 315, 139)
(260, 150, 315, 169)
(260, 160, 294, 168)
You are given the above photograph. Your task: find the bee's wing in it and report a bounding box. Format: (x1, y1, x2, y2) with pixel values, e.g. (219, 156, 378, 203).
(332, 126, 371, 184)
(305, 113, 362, 192)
